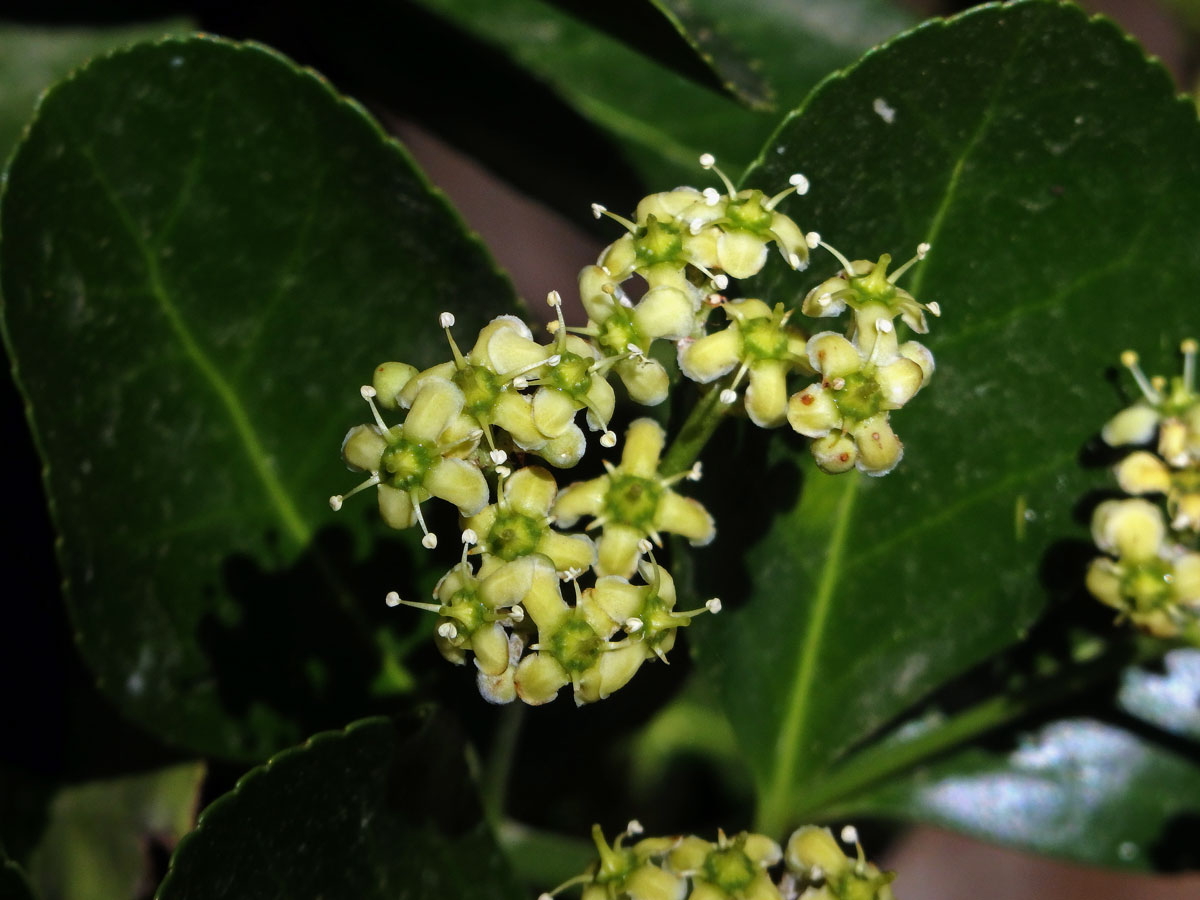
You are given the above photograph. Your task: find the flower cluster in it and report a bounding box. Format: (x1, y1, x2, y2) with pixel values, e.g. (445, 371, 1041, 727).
(1087, 341, 1200, 641)
(541, 822, 894, 900)
(332, 156, 941, 701)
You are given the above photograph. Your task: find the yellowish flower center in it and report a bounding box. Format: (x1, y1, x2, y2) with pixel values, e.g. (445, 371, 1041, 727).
(379, 437, 436, 491)
(604, 474, 662, 529)
(486, 510, 544, 561)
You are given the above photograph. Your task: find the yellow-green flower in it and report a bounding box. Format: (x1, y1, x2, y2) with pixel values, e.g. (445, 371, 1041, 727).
(668, 830, 782, 900)
(1102, 342, 1200, 467)
(579, 823, 684, 900)
(784, 826, 895, 900)
(555, 419, 715, 577)
(590, 561, 721, 661)
(801, 244, 938, 338)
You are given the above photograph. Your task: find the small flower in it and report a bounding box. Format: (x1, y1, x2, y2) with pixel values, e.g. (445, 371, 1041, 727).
(555, 419, 715, 577)
(590, 560, 720, 661)
(581, 824, 684, 900)
(801, 243, 938, 338)
(331, 377, 488, 547)
(463, 465, 597, 575)
(784, 826, 896, 900)
(1102, 341, 1200, 467)
(678, 299, 809, 427)
(786, 331, 927, 476)
(670, 830, 782, 900)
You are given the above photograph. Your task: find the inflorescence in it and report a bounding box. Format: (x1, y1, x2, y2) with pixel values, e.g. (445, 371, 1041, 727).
(1088, 341, 1200, 642)
(332, 155, 940, 704)
(538, 822, 895, 900)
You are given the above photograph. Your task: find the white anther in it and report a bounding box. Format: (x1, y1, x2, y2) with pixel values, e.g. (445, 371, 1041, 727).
(546, 354, 562, 367)
(625, 342, 644, 357)
(625, 617, 644, 633)
(360, 384, 377, 399)
(439, 312, 456, 328)
(789, 173, 809, 194)
(840, 825, 859, 845)
(876, 318, 894, 334)
(489, 449, 507, 465)
(512, 376, 529, 390)
(495, 465, 512, 478)
(591, 203, 606, 219)
(385, 591, 401, 607)
(809, 866, 824, 882)
(546, 290, 562, 308)
(627, 820, 644, 836)
(558, 566, 583, 582)
(600, 430, 617, 448)
(917, 242, 931, 259)
(437, 622, 458, 639)
(805, 231, 821, 248)
(831, 377, 846, 390)
(422, 533, 438, 550)
(720, 388, 737, 405)
(329, 495, 344, 511)
(699, 152, 716, 168)
(926, 301, 942, 317)
(706, 598, 722, 613)
(637, 538, 654, 554)
(508, 605, 525, 623)
(539, 893, 554, 900)
(713, 274, 729, 290)
(461, 529, 478, 545)
(687, 462, 703, 481)
(702, 187, 721, 206)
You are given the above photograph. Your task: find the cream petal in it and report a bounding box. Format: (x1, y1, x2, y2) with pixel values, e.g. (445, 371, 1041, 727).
(852, 415, 904, 476)
(635, 286, 697, 340)
(637, 187, 704, 223)
(806, 331, 862, 380)
(371, 362, 418, 410)
(1092, 498, 1164, 560)
(553, 477, 608, 527)
(810, 431, 857, 474)
(625, 862, 686, 900)
(471, 622, 511, 677)
(533, 387, 580, 437)
(616, 357, 670, 405)
(786, 826, 849, 877)
(341, 425, 386, 471)
(476, 663, 517, 704)
(403, 377, 465, 444)
(584, 377, 616, 430)
(506, 465, 558, 517)
(654, 492, 715, 546)
(621, 418, 667, 478)
(592, 576, 644, 629)
(1101, 404, 1159, 447)
(801, 276, 848, 319)
(876, 356, 925, 408)
(899, 340, 936, 386)
(599, 234, 637, 279)
(488, 328, 551, 377)
(376, 484, 415, 529)
(745, 360, 789, 428)
(538, 531, 598, 573)
(538, 424, 586, 468)
(514, 653, 570, 705)
(1085, 557, 1125, 610)
(521, 557, 569, 634)
(491, 390, 545, 448)
(787, 383, 840, 437)
(678, 328, 741, 383)
(579, 264, 619, 322)
(1114, 451, 1171, 495)
(743, 834, 782, 867)
(769, 211, 809, 269)
(1173, 553, 1200, 602)
(597, 523, 644, 578)
(717, 230, 769, 279)
(398, 361, 456, 409)
(425, 457, 489, 516)
(575, 643, 648, 703)
(479, 556, 537, 610)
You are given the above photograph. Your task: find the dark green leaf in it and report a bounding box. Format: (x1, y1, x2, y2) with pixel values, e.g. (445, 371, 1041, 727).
(407, 0, 909, 189)
(26, 763, 204, 900)
(0, 37, 518, 760)
(1119, 649, 1200, 742)
(0, 20, 191, 166)
(689, 0, 1200, 833)
(832, 718, 1200, 870)
(158, 716, 521, 900)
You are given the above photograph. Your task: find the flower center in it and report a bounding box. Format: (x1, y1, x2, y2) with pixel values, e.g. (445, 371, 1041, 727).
(635, 217, 685, 267)
(486, 510, 544, 561)
(725, 192, 772, 233)
(551, 351, 594, 398)
(379, 437, 436, 491)
(604, 474, 662, 529)
(548, 614, 603, 673)
(832, 370, 882, 421)
(598, 309, 641, 357)
(703, 847, 757, 893)
(1121, 558, 1175, 610)
(452, 364, 500, 419)
(740, 316, 788, 361)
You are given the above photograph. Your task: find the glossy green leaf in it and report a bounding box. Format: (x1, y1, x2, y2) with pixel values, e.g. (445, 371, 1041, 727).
(26, 763, 204, 900)
(158, 716, 521, 900)
(832, 718, 1200, 871)
(0, 20, 191, 166)
(0, 37, 518, 760)
(688, 0, 1200, 833)
(407, 0, 910, 189)
(1119, 649, 1200, 742)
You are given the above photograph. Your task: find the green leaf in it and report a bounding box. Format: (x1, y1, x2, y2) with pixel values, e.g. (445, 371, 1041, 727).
(26, 763, 204, 900)
(407, 0, 909, 189)
(0, 37, 518, 760)
(688, 0, 1200, 833)
(832, 718, 1200, 870)
(158, 716, 521, 900)
(0, 20, 191, 166)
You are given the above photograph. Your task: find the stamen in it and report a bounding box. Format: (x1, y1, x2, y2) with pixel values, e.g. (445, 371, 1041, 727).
(411, 494, 437, 549)
(626, 820, 644, 836)
(490, 449, 507, 465)
(508, 605, 525, 623)
(689, 461, 703, 481)
(765, 173, 809, 210)
(600, 430, 617, 448)
(887, 242, 931, 283)
(385, 591, 402, 607)
(394, 597, 444, 614)
(805, 231, 821, 249)
(437, 622, 458, 640)
(329, 473, 381, 510)
(422, 534, 438, 549)
(462, 529, 478, 545)
(720, 388, 738, 405)
(1121, 350, 1162, 404)
(360, 385, 390, 431)
(500, 355, 556, 385)
(699, 152, 738, 198)
(637, 538, 654, 554)
(625, 617, 644, 632)
(591, 202, 637, 233)
(840, 825, 859, 845)
(819, 241, 857, 276)
(702, 187, 721, 206)
(1182, 338, 1197, 391)
(925, 301, 942, 317)
(706, 598, 722, 613)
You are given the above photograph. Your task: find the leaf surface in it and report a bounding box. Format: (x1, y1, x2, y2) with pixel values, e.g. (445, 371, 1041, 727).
(688, 1, 1200, 833)
(1, 37, 517, 759)
(158, 716, 521, 900)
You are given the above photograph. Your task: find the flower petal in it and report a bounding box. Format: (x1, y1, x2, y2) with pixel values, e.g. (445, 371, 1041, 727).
(717, 230, 769, 279)
(745, 360, 788, 427)
(851, 415, 904, 476)
(403, 377, 464, 443)
(425, 457, 489, 516)
(597, 523, 644, 578)
(876, 356, 924, 408)
(787, 383, 839, 437)
(654, 492, 715, 546)
(621, 418, 667, 478)
(678, 328, 740, 383)
(806, 332, 862, 380)
(488, 328, 550, 376)
(538, 423, 587, 468)
(376, 484, 415, 529)
(553, 476, 607, 527)
(341, 425, 386, 471)
(616, 357, 670, 405)
(1101, 404, 1159, 447)
(514, 653, 570, 705)
(538, 531, 598, 573)
(506, 465, 558, 517)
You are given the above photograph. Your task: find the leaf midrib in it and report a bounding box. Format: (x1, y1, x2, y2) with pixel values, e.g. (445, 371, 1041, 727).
(75, 141, 312, 548)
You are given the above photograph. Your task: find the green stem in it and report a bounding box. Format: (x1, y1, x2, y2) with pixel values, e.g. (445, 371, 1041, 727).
(787, 641, 1162, 821)
(482, 703, 525, 826)
(659, 385, 729, 477)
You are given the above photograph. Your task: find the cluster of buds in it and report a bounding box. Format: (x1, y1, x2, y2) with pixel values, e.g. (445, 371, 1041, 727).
(1087, 342, 1200, 641)
(333, 157, 941, 700)
(541, 822, 894, 900)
